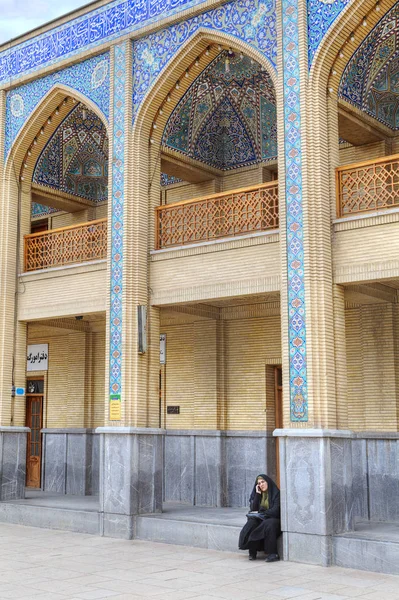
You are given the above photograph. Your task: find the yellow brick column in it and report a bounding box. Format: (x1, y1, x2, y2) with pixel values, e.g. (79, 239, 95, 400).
(98, 42, 163, 536)
(0, 91, 29, 426)
(0, 90, 29, 499)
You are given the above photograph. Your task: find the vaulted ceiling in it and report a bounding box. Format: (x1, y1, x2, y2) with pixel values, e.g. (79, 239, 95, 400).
(33, 103, 108, 202)
(340, 4, 399, 130)
(162, 51, 277, 171)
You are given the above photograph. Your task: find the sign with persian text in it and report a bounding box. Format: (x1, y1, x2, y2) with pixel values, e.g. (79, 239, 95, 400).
(27, 344, 48, 372)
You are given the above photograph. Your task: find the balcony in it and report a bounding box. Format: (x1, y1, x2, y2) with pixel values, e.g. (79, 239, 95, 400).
(337, 154, 399, 217)
(156, 182, 279, 249)
(24, 218, 107, 272)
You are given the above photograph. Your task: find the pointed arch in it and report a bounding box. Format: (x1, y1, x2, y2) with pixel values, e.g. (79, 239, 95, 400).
(310, 0, 398, 94)
(133, 28, 277, 145)
(5, 84, 109, 188)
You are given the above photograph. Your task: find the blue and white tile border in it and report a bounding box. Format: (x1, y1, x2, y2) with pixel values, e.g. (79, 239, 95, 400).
(109, 42, 126, 400)
(282, 0, 308, 421)
(0, 0, 211, 85)
(307, 0, 351, 69)
(132, 0, 277, 122)
(5, 53, 110, 159)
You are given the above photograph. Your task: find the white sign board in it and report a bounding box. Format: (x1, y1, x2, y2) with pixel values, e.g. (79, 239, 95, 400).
(160, 334, 166, 364)
(27, 344, 49, 372)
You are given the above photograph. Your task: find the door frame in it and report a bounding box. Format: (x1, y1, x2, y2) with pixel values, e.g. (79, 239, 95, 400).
(25, 376, 44, 488)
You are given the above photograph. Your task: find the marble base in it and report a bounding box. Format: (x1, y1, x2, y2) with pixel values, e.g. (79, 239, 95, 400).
(97, 427, 164, 538)
(42, 429, 98, 496)
(164, 430, 276, 508)
(0, 427, 29, 501)
(275, 429, 399, 567)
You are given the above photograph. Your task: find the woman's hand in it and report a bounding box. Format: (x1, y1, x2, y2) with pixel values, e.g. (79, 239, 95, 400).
(256, 484, 261, 494)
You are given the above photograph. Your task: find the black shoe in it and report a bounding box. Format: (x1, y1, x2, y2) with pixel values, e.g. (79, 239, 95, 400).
(248, 552, 257, 561)
(265, 553, 280, 562)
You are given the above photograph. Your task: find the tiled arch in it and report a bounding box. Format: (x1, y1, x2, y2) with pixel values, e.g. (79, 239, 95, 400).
(339, 2, 399, 129)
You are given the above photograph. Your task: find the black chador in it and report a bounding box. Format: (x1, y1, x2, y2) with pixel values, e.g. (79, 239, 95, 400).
(238, 474, 281, 560)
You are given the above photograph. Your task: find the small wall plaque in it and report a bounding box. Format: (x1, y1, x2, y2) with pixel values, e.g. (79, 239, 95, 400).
(167, 406, 180, 414)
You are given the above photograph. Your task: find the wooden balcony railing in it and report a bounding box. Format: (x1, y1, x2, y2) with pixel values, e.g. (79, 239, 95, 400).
(337, 154, 399, 217)
(24, 218, 107, 272)
(156, 182, 279, 249)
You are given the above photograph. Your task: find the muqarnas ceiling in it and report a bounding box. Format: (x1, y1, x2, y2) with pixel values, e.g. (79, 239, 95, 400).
(162, 51, 277, 171)
(340, 5, 399, 130)
(33, 104, 108, 202)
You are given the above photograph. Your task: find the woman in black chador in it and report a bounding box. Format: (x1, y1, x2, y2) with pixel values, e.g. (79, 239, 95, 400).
(238, 474, 281, 561)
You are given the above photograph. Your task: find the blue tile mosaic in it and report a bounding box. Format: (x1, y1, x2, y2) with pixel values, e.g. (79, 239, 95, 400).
(308, 0, 350, 69)
(339, 4, 399, 130)
(5, 53, 110, 160)
(282, 0, 308, 421)
(0, 0, 212, 85)
(132, 0, 277, 122)
(109, 42, 126, 397)
(31, 203, 59, 218)
(162, 51, 277, 170)
(33, 104, 108, 202)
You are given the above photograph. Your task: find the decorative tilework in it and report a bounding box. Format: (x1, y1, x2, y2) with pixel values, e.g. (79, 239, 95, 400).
(308, 0, 350, 68)
(161, 173, 183, 186)
(339, 4, 399, 130)
(282, 0, 308, 421)
(132, 0, 277, 122)
(31, 203, 59, 218)
(109, 42, 126, 398)
(5, 53, 110, 160)
(0, 0, 212, 84)
(33, 103, 108, 202)
(162, 51, 277, 170)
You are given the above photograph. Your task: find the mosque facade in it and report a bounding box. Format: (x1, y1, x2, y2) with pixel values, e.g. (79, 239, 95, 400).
(0, 0, 398, 572)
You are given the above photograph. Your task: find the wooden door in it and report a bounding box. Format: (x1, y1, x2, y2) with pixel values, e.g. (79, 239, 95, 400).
(25, 384, 43, 488)
(274, 367, 283, 488)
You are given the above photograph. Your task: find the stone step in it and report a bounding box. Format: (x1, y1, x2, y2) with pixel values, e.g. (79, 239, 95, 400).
(333, 521, 399, 575)
(135, 513, 242, 552)
(0, 494, 101, 536)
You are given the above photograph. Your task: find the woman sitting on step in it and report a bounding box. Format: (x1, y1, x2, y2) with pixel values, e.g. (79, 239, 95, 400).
(238, 473, 281, 562)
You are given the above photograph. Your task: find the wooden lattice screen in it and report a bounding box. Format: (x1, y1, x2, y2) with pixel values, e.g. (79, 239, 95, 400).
(156, 182, 279, 249)
(336, 154, 399, 217)
(24, 218, 107, 272)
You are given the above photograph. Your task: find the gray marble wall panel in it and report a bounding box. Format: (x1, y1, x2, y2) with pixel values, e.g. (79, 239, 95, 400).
(330, 438, 354, 533)
(43, 430, 98, 496)
(194, 435, 222, 507)
(368, 439, 399, 522)
(164, 435, 194, 504)
(66, 434, 88, 496)
(163, 431, 278, 508)
(98, 428, 164, 524)
(350, 439, 369, 523)
(43, 433, 67, 493)
(0, 430, 28, 500)
(224, 435, 267, 508)
(284, 437, 332, 536)
(91, 433, 100, 496)
(136, 434, 163, 514)
(101, 432, 131, 515)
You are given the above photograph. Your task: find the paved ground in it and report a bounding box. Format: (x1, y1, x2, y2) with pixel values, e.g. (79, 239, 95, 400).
(0, 523, 399, 600)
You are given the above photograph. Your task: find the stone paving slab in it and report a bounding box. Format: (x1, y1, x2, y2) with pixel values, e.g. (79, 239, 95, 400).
(0, 523, 399, 600)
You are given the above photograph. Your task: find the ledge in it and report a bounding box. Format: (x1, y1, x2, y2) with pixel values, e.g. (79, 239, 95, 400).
(334, 207, 399, 232)
(165, 429, 274, 437)
(0, 427, 30, 433)
(273, 429, 399, 439)
(19, 259, 107, 280)
(41, 428, 96, 434)
(96, 427, 166, 435)
(150, 230, 279, 261)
